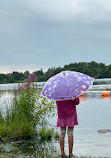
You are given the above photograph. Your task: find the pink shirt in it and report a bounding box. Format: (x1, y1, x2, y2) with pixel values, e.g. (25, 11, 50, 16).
(56, 97, 79, 119)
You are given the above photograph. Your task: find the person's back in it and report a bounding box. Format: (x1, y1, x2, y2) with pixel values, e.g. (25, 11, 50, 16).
(56, 98, 79, 119)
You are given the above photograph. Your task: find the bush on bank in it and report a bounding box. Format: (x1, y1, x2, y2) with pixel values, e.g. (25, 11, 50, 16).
(0, 73, 56, 141)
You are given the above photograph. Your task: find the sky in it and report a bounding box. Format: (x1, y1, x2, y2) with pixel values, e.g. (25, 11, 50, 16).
(1, 0, 111, 73)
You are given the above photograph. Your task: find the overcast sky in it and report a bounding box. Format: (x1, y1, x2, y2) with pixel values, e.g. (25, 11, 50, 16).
(1, 0, 111, 73)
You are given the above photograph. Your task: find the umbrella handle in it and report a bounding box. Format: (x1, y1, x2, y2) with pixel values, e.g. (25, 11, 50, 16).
(72, 96, 74, 101)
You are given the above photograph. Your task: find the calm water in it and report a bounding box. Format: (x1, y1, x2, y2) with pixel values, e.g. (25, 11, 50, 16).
(0, 83, 111, 157)
(51, 96, 111, 157)
(46, 79, 111, 157)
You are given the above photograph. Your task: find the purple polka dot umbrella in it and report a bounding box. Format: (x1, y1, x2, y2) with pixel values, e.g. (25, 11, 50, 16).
(42, 71, 94, 101)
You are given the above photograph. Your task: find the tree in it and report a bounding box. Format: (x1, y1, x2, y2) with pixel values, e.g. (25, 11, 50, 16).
(0, 74, 7, 83)
(12, 71, 23, 81)
(24, 71, 30, 79)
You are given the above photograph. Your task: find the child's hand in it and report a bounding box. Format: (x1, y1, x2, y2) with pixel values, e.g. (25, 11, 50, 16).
(74, 97, 80, 105)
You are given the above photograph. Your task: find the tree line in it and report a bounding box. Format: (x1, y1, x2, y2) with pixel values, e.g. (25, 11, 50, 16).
(0, 61, 111, 84)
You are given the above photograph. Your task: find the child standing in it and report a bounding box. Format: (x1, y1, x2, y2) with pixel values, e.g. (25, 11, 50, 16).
(56, 97, 80, 158)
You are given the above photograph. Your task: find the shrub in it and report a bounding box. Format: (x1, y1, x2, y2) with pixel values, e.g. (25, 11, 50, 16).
(0, 73, 55, 141)
(39, 128, 54, 140)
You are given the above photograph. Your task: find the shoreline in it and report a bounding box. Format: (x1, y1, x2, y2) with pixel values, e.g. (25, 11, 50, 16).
(0, 153, 110, 158)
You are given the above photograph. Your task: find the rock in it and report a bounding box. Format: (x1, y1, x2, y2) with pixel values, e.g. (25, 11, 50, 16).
(97, 129, 111, 134)
(12, 140, 24, 145)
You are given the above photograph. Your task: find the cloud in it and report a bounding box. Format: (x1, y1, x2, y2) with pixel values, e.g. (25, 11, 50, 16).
(1, 0, 111, 73)
(1, 0, 111, 26)
(1, 0, 111, 32)
(18, 0, 111, 21)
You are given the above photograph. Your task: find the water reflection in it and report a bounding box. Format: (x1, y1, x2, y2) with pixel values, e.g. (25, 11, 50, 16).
(80, 93, 110, 103)
(1, 138, 58, 158)
(80, 95, 87, 104)
(102, 96, 110, 100)
(0, 90, 15, 114)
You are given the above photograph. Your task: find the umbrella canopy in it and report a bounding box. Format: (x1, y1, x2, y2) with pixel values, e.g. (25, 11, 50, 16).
(42, 71, 94, 101)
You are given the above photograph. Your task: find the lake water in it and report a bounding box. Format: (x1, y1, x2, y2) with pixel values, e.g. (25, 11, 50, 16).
(0, 82, 111, 157)
(52, 96, 111, 157)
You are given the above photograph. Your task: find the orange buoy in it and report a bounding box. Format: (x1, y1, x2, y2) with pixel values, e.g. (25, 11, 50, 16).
(102, 91, 110, 96)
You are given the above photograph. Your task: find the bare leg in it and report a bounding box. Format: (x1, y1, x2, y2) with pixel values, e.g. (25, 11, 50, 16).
(59, 135, 65, 155)
(59, 127, 66, 155)
(68, 127, 74, 156)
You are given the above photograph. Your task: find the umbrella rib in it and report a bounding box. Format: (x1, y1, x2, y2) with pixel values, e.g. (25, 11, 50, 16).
(64, 75, 74, 99)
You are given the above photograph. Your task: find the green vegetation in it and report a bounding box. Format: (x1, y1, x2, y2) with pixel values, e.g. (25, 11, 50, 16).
(39, 128, 54, 140)
(1, 61, 111, 84)
(0, 137, 60, 158)
(0, 73, 57, 142)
